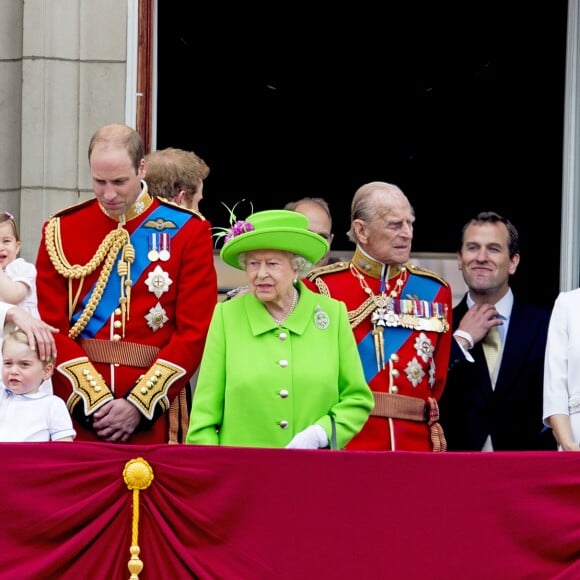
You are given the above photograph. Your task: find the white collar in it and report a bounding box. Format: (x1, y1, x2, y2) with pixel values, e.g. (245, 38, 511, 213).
(467, 287, 513, 321)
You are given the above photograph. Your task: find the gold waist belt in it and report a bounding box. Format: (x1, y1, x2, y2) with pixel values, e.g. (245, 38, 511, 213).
(370, 392, 428, 422)
(78, 338, 160, 368)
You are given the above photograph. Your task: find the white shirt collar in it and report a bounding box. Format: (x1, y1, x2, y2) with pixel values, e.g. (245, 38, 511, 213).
(466, 287, 513, 320)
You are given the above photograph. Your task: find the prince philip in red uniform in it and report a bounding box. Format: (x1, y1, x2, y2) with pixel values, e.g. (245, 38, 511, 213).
(304, 182, 452, 451)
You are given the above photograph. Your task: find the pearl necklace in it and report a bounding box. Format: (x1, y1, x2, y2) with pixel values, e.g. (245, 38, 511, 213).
(270, 287, 299, 326)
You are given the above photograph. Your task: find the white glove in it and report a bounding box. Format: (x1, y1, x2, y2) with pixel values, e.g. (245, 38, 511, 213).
(285, 425, 329, 449)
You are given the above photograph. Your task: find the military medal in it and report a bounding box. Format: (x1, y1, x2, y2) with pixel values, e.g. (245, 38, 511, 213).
(159, 233, 170, 261)
(145, 302, 169, 332)
(148, 233, 159, 262)
(145, 265, 173, 298)
(350, 263, 409, 371)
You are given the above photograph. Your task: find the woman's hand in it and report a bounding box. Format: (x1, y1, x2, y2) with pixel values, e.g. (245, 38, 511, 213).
(6, 306, 59, 361)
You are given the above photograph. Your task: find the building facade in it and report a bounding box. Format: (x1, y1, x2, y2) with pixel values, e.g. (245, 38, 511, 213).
(1, 0, 579, 300)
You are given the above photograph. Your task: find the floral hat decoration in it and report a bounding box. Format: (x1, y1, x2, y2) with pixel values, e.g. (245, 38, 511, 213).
(216, 201, 329, 270)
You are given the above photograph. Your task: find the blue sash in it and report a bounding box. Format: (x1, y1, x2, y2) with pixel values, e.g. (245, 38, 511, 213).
(359, 273, 441, 383)
(73, 206, 190, 338)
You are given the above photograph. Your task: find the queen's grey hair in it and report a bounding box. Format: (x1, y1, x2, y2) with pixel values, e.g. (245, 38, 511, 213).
(238, 251, 312, 277)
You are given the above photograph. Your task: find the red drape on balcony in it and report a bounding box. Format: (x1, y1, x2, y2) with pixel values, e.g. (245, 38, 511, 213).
(0, 443, 578, 579)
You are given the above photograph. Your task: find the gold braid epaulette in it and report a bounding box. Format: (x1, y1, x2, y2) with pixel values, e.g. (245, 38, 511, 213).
(305, 260, 350, 281)
(406, 263, 450, 287)
(45, 217, 133, 339)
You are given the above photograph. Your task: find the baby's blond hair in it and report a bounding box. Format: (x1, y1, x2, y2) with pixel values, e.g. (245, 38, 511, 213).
(2, 330, 55, 365)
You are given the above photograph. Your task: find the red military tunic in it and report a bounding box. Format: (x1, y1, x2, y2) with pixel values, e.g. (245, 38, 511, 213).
(35, 188, 217, 443)
(304, 247, 452, 451)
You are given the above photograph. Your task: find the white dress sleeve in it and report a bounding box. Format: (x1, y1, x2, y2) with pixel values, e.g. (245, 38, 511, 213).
(543, 289, 580, 442)
(4, 258, 40, 317)
(0, 302, 10, 330)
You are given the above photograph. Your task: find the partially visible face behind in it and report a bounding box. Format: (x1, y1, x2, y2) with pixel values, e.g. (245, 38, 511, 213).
(244, 250, 299, 305)
(293, 202, 333, 266)
(457, 221, 519, 298)
(2, 338, 52, 395)
(91, 144, 145, 217)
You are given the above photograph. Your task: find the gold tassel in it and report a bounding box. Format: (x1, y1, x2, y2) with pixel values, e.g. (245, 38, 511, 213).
(372, 324, 386, 371)
(116, 239, 135, 337)
(123, 242, 135, 321)
(426, 397, 447, 452)
(123, 458, 154, 580)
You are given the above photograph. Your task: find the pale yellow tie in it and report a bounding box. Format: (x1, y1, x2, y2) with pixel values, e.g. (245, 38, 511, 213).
(482, 325, 501, 377)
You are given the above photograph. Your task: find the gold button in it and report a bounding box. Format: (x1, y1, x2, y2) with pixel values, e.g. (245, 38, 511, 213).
(391, 369, 400, 378)
(141, 387, 148, 395)
(115, 308, 122, 316)
(390, 353, 399, 363)
(94, 386, 102, 393)
(112, 334, 121, 341)
(114, 320, 122, 328)
(390, 386, 399, 394)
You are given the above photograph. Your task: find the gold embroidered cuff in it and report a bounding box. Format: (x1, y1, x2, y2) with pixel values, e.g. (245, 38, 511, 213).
(126, 359, 186, 420)
(57, 357, 114, 415)
(66, 392, 82, 415)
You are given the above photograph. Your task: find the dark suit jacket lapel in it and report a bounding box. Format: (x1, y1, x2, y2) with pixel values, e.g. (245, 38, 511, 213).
(495, 300, 532, 394)
(453, 295, 494, 394)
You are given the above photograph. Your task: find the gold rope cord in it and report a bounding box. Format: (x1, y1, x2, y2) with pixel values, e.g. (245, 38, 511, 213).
(117, 242, 136, 335)
(348, 298, 376, 329)
(123, 458, 154, 580)
(45, 217, 134, 339)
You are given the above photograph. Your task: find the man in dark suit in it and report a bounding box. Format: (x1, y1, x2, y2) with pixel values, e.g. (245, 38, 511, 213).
(439, 211, 556, 451)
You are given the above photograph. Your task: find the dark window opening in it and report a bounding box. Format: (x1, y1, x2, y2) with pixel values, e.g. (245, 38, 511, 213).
(156, 4, 567, 308)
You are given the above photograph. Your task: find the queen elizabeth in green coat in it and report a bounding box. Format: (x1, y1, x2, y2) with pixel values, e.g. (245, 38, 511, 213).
(186, 209, 374, 449)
